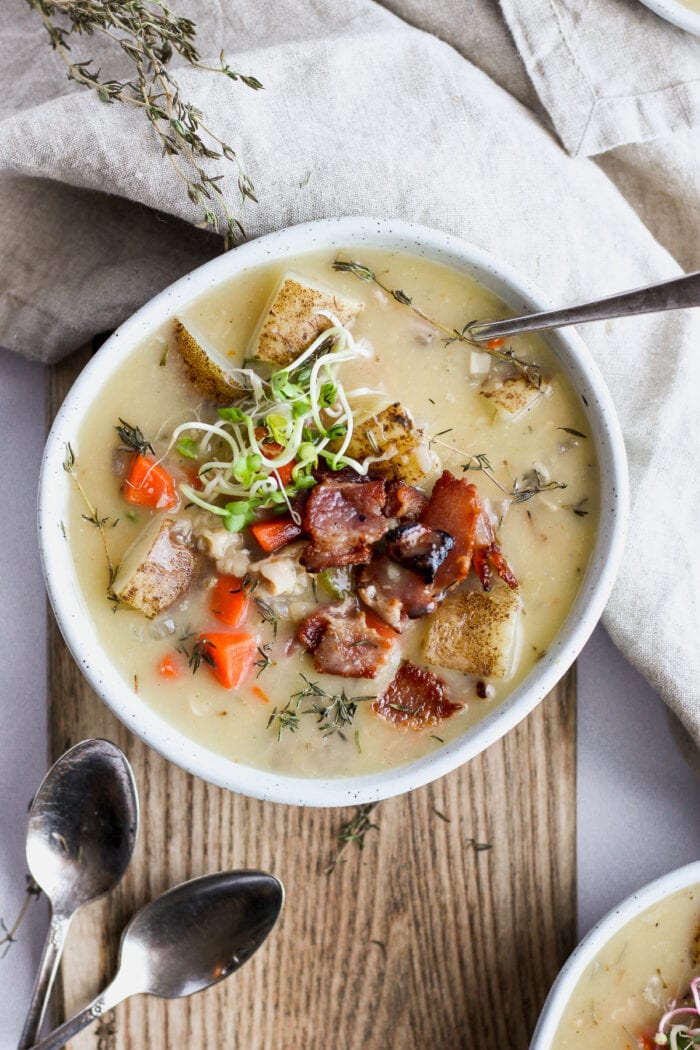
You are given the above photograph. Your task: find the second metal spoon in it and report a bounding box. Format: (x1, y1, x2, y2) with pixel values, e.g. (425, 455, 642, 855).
(18, 739, 138, 1048)
(466, 269, 700, 342)
(28, 870, 284, 1050)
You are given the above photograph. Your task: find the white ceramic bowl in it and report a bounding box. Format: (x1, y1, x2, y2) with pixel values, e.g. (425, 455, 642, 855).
(638, 0, 700, 34)
(531, 860, 700, 1048)
(38, 217, 628, 806)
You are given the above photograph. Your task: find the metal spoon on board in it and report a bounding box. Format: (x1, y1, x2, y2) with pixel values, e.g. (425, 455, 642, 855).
(465, 269, 700, 343)
(28, 870, 285, 1050)
(18, 739, 138, 1049)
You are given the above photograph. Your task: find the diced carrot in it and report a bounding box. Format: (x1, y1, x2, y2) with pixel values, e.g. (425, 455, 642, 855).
(486, 337, 506, 349)
(200, 631, 257, 690)
(211, 575, 249, 627)
(364, 609, 400, 643)
(158, 652, 182, 678)
(251, 685, 270, 704)
(262, 439, 296, 487)
(275, 460, 296, 487)
(250, 517, 302, 553)
(636, 1036, 655, 1050)
(124, 453, 178, 510)
(253, 433, 297, 487)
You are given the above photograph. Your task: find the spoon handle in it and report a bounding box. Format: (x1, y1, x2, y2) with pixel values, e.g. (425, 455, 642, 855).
(467, 270, 700, 342)
(26, 979, 126, 1050)
(17, 912, 71, 1049)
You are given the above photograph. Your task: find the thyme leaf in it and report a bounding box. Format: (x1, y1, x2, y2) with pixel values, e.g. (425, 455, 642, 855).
(557, 426, 587, 439)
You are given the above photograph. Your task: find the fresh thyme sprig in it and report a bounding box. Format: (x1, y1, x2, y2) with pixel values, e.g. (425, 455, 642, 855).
(63, 443, 118, 593)
(333, 259, 542, 388)
(254, 643, 273, 677)
(325, 802, 380, 875)
(186, 637, 216, 674)
(266, 699, 301, 741)
(286, 674, 374, 739)
(428, 435, 569, 507)
(26, 0, 263, 246)
(0, 877, 42, 958)
(510, 468, 567, 505)
(434, 442, 569, 506)
(115, 419, 155, 456)
(253, 597, 278, 640)
(462, 451, 501, 485)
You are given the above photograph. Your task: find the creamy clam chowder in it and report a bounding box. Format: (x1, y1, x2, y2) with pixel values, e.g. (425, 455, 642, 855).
(66, 249, 599, 778)
(552, 884, 700, 1050)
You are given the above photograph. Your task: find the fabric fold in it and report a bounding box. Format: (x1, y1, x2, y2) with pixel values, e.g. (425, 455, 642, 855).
(500, 0, 700, 155)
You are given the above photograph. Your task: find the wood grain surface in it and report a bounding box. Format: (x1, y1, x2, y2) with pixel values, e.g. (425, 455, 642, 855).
(48, 348, 577, 1050)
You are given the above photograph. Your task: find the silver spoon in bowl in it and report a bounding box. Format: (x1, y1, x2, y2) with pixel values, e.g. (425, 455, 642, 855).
(28, 870, 284, 1050)
(466, 269, 700, 342)
(18, 739, 138, 1049)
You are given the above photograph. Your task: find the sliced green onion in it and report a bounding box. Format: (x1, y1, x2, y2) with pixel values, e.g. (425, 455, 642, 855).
(233, 453, 262, 486)
(176, 436, 199, 459)
(170, 319, 377, 524)
(218, 406, 246, 423)
(267, 412, 290, 444)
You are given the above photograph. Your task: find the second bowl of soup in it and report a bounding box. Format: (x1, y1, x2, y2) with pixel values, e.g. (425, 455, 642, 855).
(39, 218, 627, 804)
(532, 861, 700, 1050)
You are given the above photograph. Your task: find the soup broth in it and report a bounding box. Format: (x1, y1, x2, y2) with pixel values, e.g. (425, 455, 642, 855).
(552, 884, 700, 1049)
(68, 248, 598, 778)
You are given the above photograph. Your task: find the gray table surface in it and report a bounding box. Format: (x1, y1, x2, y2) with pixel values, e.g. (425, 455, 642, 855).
(1, 348, 698, 1047)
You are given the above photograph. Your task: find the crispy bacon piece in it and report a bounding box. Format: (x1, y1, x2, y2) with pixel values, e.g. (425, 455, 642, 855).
(300, 477, 391, 571)
(298, 602, 394, 678)
(420, 471, 480, 590)
(358, 556, 438, 631)
(385, 522, 455, 583)
(373, 661, 461, 729)
(419, 471, 518, 592)
(472, 503, 518, 592)
(384, 480, 428, 520)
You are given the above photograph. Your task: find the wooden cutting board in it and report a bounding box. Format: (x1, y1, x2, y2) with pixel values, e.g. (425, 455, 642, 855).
(48, 348, 577, 1050)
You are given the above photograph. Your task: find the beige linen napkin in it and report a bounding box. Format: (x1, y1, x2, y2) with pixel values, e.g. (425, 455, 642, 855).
(500, 0, 700, 156)
(0, 0, 698, 745)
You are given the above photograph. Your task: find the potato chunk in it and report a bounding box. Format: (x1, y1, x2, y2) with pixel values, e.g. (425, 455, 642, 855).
(113, 517, 200, 618)
(344, 402, 439, 484)
(248, 272, 363, 366)
(424, 587, 520, 678)
(174, 319, 244, 403)
(480, 375, 545, 419)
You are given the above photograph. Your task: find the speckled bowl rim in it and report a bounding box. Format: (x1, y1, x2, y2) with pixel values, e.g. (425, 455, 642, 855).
(637, 0, 700, 35)
(530, 860, 700, 1049)
(38, 217, 629, 807)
